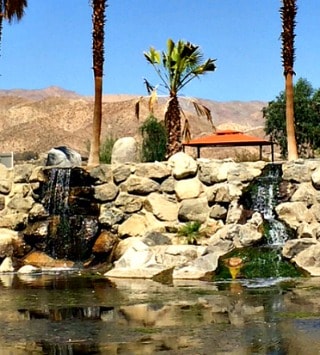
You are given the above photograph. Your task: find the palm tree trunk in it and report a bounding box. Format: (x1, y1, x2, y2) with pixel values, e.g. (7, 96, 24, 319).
(165, 95, 182, 158)
(285, 72, 298, 160)
(89, 76, 103, 166)
(88, 0, 106, 166)
(281, 0, 298, 161)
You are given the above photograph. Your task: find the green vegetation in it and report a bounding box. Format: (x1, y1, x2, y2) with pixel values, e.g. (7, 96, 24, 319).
(214, 247, 302, 280)
(140, 114, 167, 162)
(86, 135, 117, 164)
(263, 78, 320, 159)
(177, 221, 202, 245)
(100, 135, 117, 164)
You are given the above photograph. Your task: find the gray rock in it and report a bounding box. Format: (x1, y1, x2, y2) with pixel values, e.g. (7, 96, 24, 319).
(115, 192, 143, 213)
(143, 232, 172, 246)
(46, 146, 82, 167)
(122, 175, 159, 195)
(98, 205, 125, 228)
(178, 197, 209, 223)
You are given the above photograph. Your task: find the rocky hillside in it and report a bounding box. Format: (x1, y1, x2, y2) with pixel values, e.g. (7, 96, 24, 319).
(0, 86, 268, 160)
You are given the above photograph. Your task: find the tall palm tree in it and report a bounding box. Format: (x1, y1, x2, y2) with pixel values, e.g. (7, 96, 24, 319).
(0, 0, 27, 47)
(88, 0, 107, 166)
(143, 39, 216, 158)
(280, 0, 298, 160)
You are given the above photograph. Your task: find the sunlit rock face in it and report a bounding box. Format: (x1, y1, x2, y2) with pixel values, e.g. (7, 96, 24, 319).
(46, 146, 82, 167)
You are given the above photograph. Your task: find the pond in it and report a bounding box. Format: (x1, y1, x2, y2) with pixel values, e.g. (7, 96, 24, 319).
(0, 273, 320, 354)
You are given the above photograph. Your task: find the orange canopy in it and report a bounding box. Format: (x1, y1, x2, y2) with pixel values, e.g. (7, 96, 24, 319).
(183, 130, 274, 161)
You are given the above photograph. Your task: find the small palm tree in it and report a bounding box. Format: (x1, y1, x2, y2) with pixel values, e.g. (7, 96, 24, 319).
(88, 0, 107, 166)
(280, 0, 298, 160)
(143, 39, 216, 158)
(0, 0, 27, 47)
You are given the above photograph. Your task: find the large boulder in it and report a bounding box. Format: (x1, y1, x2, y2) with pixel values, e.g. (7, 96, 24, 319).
(275, 201, 314, 230)
(46, 146, 82, 167)
(111, 137, 139, 164)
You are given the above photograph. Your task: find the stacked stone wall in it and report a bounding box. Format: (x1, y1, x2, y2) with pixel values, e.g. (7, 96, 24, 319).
(1, 154, 320, 276)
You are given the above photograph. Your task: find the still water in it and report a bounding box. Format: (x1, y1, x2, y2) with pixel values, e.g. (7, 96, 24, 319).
(0, 273, 320, 354)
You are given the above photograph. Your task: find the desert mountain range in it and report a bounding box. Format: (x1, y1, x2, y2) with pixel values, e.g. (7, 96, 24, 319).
(0, 86, 268, 160)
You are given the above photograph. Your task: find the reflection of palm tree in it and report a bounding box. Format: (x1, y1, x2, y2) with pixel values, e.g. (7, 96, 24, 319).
(0, 0, 28, 47)
(143, 39, 216, 158)
(280, 0, 298, 160)
(88, 0, 107, 166)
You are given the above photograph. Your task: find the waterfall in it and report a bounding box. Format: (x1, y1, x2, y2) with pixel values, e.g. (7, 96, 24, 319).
(40, 167, 100, 262)
(217, 164, 301, 280)
(43, 168, 71, 214)
(244, 164, 290, 246)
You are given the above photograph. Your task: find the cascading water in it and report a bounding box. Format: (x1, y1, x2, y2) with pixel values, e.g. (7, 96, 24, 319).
(249, 163, 290, 246)
(221, 163, 300, 280)
(39, 167, 100, 262)
(43, 168, 71, 215)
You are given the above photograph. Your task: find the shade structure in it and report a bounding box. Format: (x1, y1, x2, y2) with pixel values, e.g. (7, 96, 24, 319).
(182, 129, 274, 161)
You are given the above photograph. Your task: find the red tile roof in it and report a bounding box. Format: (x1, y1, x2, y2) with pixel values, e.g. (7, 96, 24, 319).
(183, 130, 272, 147)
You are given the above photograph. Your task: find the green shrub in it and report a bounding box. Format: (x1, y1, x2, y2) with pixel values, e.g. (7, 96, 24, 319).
(177, 221, 202, 245)
(140, 114, 167, 162)
(100, 135, 117, 164)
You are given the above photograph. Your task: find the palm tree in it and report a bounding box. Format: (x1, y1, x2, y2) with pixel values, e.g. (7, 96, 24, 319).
(88, 0, 107, 166)
(280, 0, 298, 160)
(0, 0, 28, 47)
(143, 39, 216, 158)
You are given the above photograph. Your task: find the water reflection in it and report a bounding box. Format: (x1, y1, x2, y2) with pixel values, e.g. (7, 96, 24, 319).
(0, 274, 319, 354)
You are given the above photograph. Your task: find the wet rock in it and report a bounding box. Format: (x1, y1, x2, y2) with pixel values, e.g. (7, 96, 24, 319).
(99, 205, 124, 227)
(92, 231, 119, 254)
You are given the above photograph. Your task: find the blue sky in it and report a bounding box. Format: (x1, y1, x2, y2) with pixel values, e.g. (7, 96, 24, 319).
(0, 0, 319, 102)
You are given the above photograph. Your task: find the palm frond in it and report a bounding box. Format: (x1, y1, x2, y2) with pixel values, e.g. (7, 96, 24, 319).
(135, 96, 143, 119)
(143, 78, 154, 95)
(149, 89, 158, 113)
(182, 117, 191, 142)
(191, 99, 216, 130)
